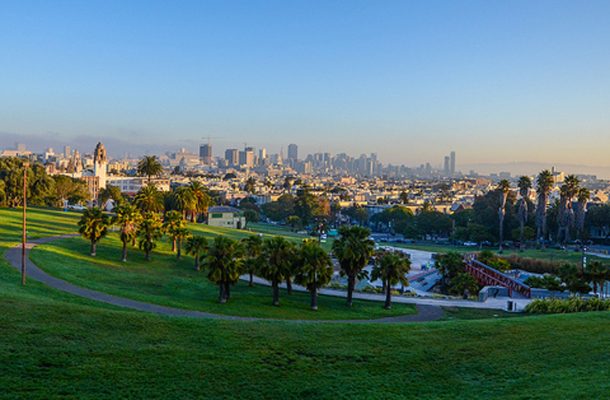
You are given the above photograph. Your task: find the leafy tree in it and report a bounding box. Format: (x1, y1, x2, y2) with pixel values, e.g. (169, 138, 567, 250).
(585, 261, 608, 296)
(184, 236, 208, 271)
(169, 186, 197, 220)
(244, 177, 256, 193)
(370, 205, 413, 233)
(496, 179, 511, 252)
(137, 155, 163, 184)
(241, 235, 263, 286)
(137, 212, 164, 261)
(371, 250, 411, 309)
(51, 175, 89, 207)
(295, 240, 333, 311)
(535, 170, 554, 243)
(332, 225, 375, 306)
(112, 203, 142, 262)
(261, 193, 295, 222)
(203, 236, 243, 303)
(189, 181, 212, 222)
(134, 185, 163, 213)
(558, 263, 591, 295)
(258, 237, 293, 306)
(435, 252, 465, 293)
(517, 176, 532, 248)
(163, 210, 185, 252)
(449, 273, 480, 297)
(412, 210, 453, 238)
(98, 185, 123, 207)
(78, 207, 110, 257)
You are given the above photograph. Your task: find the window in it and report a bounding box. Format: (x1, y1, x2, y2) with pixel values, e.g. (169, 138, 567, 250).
(211, 213, 223, 218)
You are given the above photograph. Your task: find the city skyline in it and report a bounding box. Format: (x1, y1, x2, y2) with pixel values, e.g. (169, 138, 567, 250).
(2, 1, 610, 170)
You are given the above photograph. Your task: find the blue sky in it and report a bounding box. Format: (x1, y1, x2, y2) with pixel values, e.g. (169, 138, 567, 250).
(1, 0, 610, 168)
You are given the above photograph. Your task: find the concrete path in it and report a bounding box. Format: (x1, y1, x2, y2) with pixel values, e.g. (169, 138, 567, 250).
(4, 235, 444, 324)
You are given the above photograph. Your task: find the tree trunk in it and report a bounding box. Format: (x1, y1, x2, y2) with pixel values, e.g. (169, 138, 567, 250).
(121, 241, 128, 262)
(249, 272, 254, 287)
(194, 254, 200, 271)
(286, 277, 293, 295)
(498, 211, 505, 253)
(310, 288, 318, 311)
(347, 275, 355, 307)
(177, 238, 182, 259)
(384, 279, 392, 310)
(90, 240, 97, 257)
(172, 238, 176, 252)
(218, 284, 226, 303)
(224, 282, 231, 300)
(272, 281, 280, 306)
(145, 250, 151, 261)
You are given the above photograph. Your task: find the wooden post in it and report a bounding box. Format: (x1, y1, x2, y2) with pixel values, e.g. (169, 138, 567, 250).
(22, 161, 29, 286)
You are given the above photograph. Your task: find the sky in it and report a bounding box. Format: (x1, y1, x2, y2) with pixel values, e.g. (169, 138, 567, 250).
(1, 0, 610, 172)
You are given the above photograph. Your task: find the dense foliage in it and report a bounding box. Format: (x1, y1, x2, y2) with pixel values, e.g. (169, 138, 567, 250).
(525, 297, 610, 313)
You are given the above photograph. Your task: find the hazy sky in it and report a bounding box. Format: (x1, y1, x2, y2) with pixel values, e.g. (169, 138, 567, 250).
(1, 1, 610, 168)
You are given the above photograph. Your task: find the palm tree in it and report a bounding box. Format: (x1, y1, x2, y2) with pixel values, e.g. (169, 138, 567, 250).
(137, 212, 164, 261)
(496, 179, 511, 252)
(203, 236, 243, 303)
(184, 236, 208, 271)
(535, 170, 554, 244)
(241, 235, 263, 286)
(175, 227, 191, 259)
(170, 186, 197, 220)
(557, 175, 580, 244)
(134, 185, 163, 213)
(517, 176, 532, 250)
(163, 210, 185, 252)
(371, 250, 411, 309)
(575, 187, 590, 240)
(332, 225, 375, 307)
(585, 261, 608, 296)
(137, 155, 163, 184)
(112, 203, 142, 262)
(78, 207, 110, 256)
(259, 237, 293, 306)
(295, 239, 333, 311)
(189, 181, 212, 222)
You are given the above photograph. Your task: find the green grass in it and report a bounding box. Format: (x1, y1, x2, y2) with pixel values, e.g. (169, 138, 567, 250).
(2, 207, 610, 398)
(30, 233, 415, 320)
(440, 307, 523, 321)
(391, 241, 602, 264)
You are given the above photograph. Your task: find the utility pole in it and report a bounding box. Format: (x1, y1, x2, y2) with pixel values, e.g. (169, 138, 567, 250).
(22, 161, 29, 286)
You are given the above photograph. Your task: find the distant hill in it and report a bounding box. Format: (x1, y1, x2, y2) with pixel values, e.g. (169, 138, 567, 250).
(461, 162, 610, 179)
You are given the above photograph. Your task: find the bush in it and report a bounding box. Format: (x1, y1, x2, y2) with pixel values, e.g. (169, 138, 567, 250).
(502, 255, 564, 274)
(525, 297, 610, 314)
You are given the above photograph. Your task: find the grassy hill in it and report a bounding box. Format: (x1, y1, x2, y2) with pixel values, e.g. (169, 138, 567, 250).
(1, 207, 609, 399)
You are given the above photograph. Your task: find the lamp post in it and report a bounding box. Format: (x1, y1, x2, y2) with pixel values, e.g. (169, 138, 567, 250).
(22, 161, 29, 286)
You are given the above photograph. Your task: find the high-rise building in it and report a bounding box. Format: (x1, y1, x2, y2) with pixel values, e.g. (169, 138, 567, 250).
(259, 147, 267, 162)
(93, 142, 108, 190)
(239, 147, 255, 167)
(443, 156, 450, 176)
(199, 144, 212, 164)
(225, 149, 239, 167)
(288, 144, 298, 161)
(64, 145, 71, 158)
(450, 151, 456, 176)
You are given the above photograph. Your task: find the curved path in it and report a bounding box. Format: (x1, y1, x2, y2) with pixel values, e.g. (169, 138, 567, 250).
(4, 236, 444, 324)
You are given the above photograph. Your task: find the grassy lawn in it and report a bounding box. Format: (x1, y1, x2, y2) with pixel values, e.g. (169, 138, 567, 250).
(390, 241, 602, 264)
(30, 232, 416, 320)
(2, 207, 610, 398)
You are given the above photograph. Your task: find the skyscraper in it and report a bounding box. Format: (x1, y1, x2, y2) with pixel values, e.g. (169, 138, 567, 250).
(450, 151, 456, 176)
(199, 144, 212, 164)
(443, 156, 450, 176)
(288, 143, 298, 161)
(225, 149, 238, 167)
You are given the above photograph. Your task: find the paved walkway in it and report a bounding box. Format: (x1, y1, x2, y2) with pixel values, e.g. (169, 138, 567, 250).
(4, 235, 444, 324)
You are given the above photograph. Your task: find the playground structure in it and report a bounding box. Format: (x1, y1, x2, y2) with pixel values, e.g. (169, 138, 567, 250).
(464, 254, 532, 298)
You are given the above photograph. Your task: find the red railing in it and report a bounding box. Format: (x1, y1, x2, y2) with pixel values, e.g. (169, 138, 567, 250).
(464, 254, 531, 298)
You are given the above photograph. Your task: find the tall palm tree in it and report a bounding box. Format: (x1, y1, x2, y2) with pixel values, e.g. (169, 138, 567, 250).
(496, 179, 511, 252)
(163, 210, 184, 252)
(557, 175, 580, 244)
(78, 207, 110, 256)
(175, 227, 191, 259)
(112, 203, 142, 262)
(241, 235, 263, 286)
(184, 235, 208, 271)
(258, 236, 293, 306)
(137, 212, 164, 261)
(371, 250, 411, 309)
(203, 236, 243, 303)
(134, 185, 163, 213)
(535, 170, 554, 244)
(517, 176, 532, 250)
(137, 155, 163, 184)
(189, 181, 212, 222)
(585, 261, 608, 296)
(575, 187, 590, 240)
(332, 225, 375, 306)
(295, 239, 333, 311)
(170, 186, 197, 220)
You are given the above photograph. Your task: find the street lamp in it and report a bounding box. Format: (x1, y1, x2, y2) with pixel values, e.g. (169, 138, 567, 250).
(21, 161, 29, 286)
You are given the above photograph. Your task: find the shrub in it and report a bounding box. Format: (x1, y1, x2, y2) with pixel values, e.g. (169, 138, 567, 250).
(502, 255, 564, 274)
(525, 297, 610, 314)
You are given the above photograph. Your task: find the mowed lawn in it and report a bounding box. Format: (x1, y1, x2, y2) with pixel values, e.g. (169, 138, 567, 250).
(30, 233, 415, 320)
(1, 207, 610, 398)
